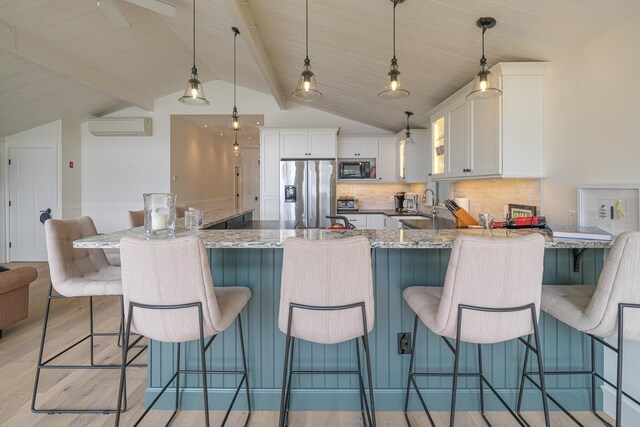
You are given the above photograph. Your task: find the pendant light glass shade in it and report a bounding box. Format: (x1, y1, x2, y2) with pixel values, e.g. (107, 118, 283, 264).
(292, 59, 322, 101)
(179, 66, 209, 105)
(379, 0, 409, 100)
(233, 131, 240, 157)
(179, 0, 209, 105)
(291, 0, 322, 101)
(466, 17, 502, 101)
(401, 111, 415, 144)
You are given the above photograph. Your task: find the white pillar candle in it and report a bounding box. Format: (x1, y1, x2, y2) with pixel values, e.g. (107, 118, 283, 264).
(151, 211, 168, 230)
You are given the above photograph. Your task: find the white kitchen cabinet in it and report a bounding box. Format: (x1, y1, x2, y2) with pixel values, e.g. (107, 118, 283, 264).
(280, 129, 337, 159)
(376, 137, 397, 183)
(397, 129, 429, 183)
(366, 214, 386, 229)
(384, 216, 400, 230)
(337, 137, 379, 158)
(426, 62, 549, 181)
(340, 214, 367, 229)
(259, 129, 281, 220)
(430, 115, 446, 179)
(447, 100, 470, 178)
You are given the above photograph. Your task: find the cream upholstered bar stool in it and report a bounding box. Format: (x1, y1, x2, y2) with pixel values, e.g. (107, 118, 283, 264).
(520, 231, 640, 427)
(278, 236, 376, 427)
(33, 216, 145, 414)
(403, 234, 550, 427)
(115, 235, 252, 426)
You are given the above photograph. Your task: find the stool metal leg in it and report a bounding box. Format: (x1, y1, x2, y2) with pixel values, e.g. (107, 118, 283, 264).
(478, 344, 487, 424)
(237, 315, 252, 427)
(449, 309, 463, 427)
(278, 302, 376, 427)
(404, 314, 436, 427)
(278, 308, 294, 427)
(197, 304, 211, 427)
(32, 284, 136, 414)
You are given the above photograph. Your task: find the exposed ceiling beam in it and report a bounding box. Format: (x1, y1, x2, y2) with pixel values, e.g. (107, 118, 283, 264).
(222, 0, 286, 110)
(0, 19, 154, 111)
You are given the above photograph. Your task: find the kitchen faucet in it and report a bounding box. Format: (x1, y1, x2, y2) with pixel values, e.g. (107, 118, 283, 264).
(423, 188, 439, 216)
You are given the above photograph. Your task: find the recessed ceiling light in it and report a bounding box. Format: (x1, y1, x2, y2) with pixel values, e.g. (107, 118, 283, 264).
(220, 133, 224, 136)
(204, 124, 208, 127)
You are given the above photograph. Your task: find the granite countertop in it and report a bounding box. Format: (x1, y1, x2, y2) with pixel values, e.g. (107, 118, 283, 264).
(337, 209, 432, 217)
(399, 217, 458, 230)
(75, 226, 612, 250)
(199, 208, 253, 228)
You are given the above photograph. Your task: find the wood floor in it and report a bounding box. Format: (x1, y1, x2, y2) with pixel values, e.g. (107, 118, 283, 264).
(0, 262, 612, 426)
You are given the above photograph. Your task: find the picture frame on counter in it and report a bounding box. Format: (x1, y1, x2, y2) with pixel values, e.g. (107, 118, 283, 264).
(578, 184, 640, 235)
(508, 204, 537, 218)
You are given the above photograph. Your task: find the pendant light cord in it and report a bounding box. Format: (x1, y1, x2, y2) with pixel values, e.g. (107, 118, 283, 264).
(392, 0, 397, 61)
(305, 0, 309, 61)
(481, 24, 486, 63)
(192, 0, 196, 69)
(233, 28, 238, 107)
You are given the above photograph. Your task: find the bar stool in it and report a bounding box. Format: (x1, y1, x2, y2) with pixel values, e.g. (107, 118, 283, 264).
(278, 236, 376, 427)
(33, 216, 145, 414)
(115, 235, 252, 426)
(403, 234, 550, 427)
(523, 231, 640, 427)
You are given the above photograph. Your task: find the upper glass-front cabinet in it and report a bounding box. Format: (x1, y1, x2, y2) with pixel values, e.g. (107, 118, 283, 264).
(431, 116, 446, 177)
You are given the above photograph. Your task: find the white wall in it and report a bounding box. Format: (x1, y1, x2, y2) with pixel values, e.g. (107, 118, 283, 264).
(81, 80, 390, 232)
(542, 13, 640, 420)
(170, 117, 235, 210)
(543, 13, 640, 224)
(61, 120, 82, 218)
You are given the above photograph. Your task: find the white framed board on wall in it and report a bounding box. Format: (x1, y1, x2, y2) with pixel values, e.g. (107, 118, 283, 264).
(578, 184, 640, 236)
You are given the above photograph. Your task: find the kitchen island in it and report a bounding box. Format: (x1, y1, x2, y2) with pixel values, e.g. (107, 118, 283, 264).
(75, 227, 611, 412)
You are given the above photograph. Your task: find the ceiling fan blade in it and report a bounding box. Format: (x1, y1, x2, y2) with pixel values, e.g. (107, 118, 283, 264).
(124, 0, 176, 18)
(99, 0, 132, 28)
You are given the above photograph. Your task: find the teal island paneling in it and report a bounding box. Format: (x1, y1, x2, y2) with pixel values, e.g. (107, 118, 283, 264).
(145, 248, 605, 411)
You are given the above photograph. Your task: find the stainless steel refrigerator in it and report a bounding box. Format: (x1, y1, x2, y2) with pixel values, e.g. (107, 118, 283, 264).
(280, 160, 336, 228)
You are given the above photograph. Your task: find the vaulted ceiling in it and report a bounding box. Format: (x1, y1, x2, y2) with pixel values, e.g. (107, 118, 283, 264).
(1, 0, 639, 137)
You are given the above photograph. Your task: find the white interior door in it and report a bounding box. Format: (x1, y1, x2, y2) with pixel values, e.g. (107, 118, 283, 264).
(8, 147, 57, 261)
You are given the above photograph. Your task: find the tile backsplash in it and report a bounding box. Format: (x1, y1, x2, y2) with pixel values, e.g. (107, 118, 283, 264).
(337, 183, 426, 210)
(452, 178, 542, 220)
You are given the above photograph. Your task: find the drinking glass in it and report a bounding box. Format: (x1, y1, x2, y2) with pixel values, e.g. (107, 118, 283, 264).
(184, 210, 198, 232)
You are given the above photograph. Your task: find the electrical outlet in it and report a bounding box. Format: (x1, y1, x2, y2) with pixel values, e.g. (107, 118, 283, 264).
(397, 333, 412, 354)
(568, 209, 577, 226)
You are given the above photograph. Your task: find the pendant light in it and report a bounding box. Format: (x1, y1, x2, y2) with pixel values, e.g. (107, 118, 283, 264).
(233, 130, 240, 157)
(229, 27, 242, 130)
(466, 17, 502, 101)
(291, 0, 322, 101)
(401, 111, 415, 144)
(178, 0, 209, 105)
(379, 0, 409, 100)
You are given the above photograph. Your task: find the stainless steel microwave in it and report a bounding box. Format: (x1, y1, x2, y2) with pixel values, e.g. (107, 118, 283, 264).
(339, 161, 372, 179)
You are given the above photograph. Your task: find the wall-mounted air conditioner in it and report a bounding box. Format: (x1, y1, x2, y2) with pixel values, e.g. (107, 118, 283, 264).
(88, 117, 152, 136)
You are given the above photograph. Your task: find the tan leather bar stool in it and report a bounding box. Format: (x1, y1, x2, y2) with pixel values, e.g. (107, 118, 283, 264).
(33, 216, 146, 414)
(522, 231, 640, 427)
(278, 236, 376, 427)
(116, 235, 252, 426)
(403, 234, 550, 427)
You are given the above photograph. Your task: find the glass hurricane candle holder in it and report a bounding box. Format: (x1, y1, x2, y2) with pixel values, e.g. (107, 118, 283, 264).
(143, 193, 177, 238)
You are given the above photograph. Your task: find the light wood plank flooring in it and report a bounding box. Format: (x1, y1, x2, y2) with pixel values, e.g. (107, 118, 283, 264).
(0, 262, 611, 426)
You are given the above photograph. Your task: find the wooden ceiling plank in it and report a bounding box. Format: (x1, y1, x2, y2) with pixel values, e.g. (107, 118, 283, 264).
(0, 19, 153, 111)
(222, 0, 287, 110)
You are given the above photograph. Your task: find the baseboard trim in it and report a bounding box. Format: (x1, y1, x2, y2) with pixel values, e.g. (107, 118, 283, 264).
(144, 387, 597, 411)
(602, 384, 640, 422)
